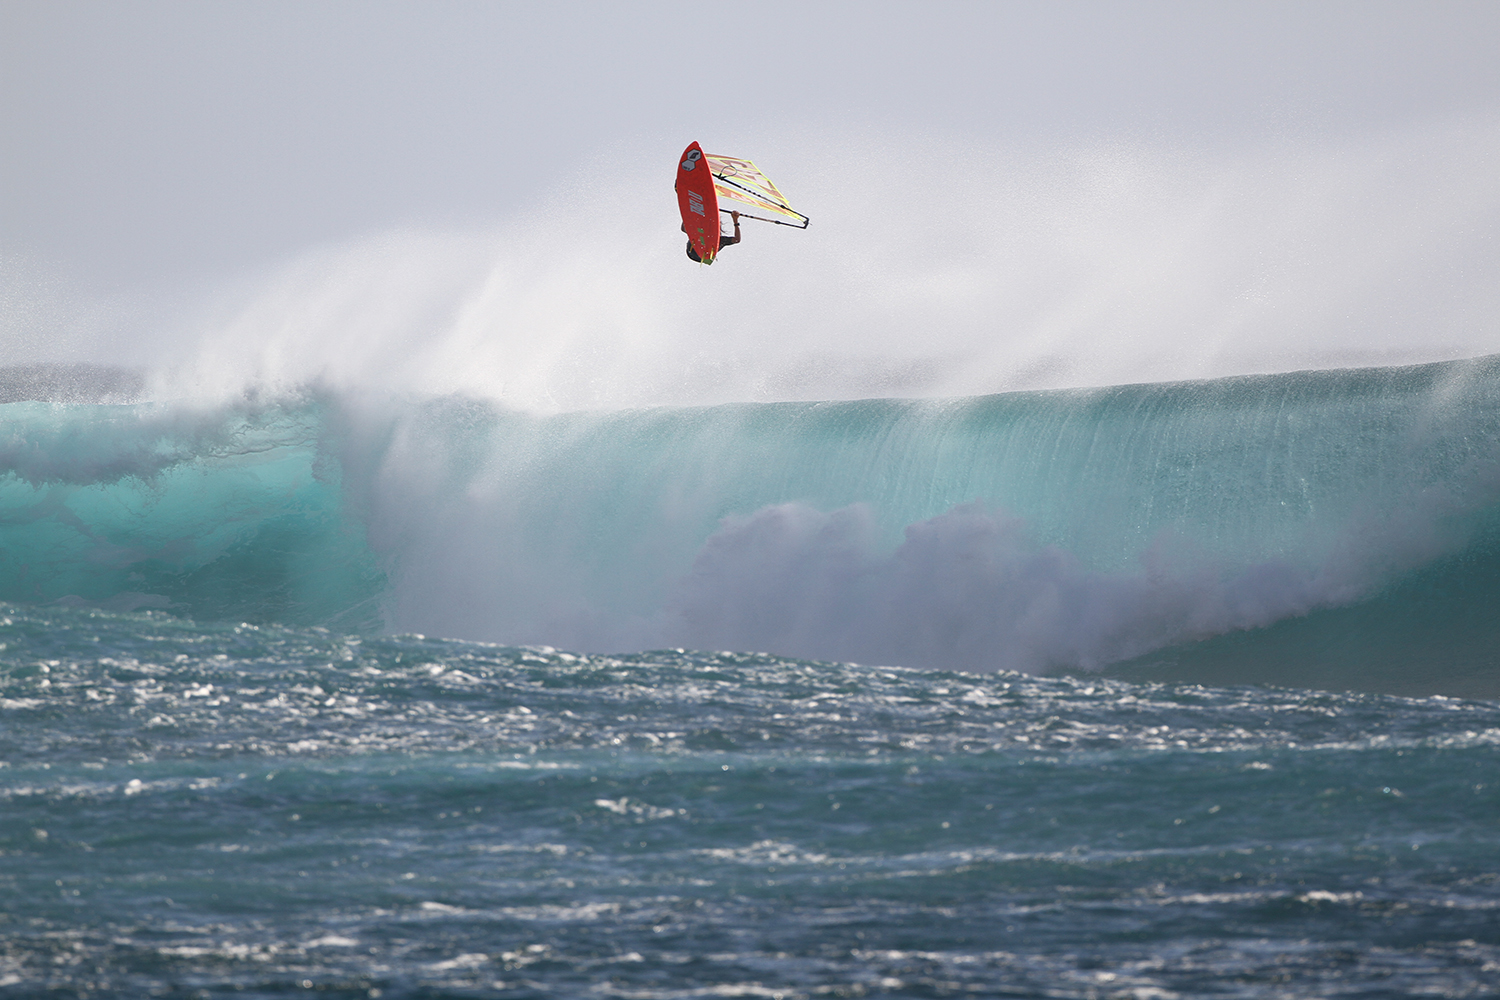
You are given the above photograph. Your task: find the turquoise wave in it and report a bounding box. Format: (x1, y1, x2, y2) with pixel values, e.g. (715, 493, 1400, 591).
(0, 397, 384, 631)
(4, 355, 1500, 692)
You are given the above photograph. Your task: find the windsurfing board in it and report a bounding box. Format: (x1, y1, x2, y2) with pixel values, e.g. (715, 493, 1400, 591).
(675, 142, 721, 263)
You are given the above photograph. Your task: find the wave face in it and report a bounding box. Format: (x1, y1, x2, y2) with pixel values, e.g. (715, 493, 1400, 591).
(4, 355, 1500, 694)
(0, 398, 384, 631)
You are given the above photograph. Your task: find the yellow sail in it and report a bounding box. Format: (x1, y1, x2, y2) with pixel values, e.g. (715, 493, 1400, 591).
(704, 154, 810, 227)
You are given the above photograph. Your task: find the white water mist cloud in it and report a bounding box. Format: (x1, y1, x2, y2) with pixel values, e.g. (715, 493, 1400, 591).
(7, 121, 1500, 410)
(666, 502, 1344, 673)
(370, 482, 1474, 676)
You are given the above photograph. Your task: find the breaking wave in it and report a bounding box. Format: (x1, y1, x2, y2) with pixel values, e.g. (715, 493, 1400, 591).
(4, 354, 1500, 694)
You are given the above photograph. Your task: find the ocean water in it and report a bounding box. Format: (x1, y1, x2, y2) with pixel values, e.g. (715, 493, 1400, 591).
(3, 355, 1500, 997)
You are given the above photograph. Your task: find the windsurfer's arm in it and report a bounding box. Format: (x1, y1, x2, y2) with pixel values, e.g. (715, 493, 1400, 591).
(719, 211, 742, 247)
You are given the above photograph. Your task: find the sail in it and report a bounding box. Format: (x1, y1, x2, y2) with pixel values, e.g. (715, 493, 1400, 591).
(704, 154, 810, 227)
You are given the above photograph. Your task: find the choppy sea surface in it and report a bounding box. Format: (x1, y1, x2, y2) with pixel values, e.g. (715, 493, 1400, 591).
(3, 602, 1498, 999)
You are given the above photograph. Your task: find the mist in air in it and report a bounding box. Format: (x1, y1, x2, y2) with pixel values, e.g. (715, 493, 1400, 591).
(3, 1, 1498, 410)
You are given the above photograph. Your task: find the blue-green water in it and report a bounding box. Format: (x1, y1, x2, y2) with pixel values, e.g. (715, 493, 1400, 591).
(3, 604, 1498, 998)
(8, 356, 1500, 686)
(3, 356, 1500, 996)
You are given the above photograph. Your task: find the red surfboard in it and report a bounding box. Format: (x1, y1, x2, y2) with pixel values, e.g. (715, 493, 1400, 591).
(675, 141, 721, 263)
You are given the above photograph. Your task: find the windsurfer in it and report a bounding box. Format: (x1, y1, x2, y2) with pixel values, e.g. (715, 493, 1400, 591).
(684, 211, 740, 263)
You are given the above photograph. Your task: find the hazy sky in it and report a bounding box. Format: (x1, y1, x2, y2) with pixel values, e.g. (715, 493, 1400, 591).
(5, 0, 1498, 292)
